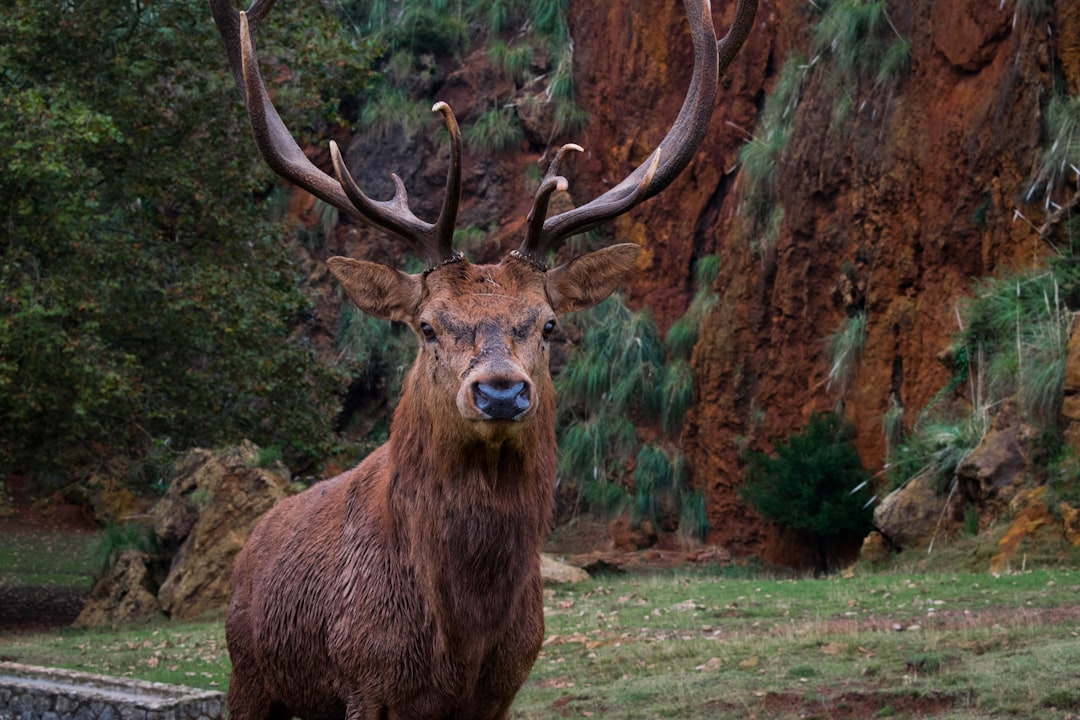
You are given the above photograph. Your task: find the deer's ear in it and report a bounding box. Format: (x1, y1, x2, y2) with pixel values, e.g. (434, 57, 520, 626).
(545, 243, 641, 314)
(327, 257, 422, 322)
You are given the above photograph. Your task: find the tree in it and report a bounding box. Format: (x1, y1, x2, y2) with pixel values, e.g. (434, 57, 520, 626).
(740, 412, 874, 574)
(0, 0, 377, 484)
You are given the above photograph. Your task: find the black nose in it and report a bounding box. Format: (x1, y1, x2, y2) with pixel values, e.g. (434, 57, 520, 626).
(473, 380, 531, 419)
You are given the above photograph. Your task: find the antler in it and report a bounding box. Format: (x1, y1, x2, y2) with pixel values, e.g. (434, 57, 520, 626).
(208, 0, 463, 270)
(516, 0, 758, 266)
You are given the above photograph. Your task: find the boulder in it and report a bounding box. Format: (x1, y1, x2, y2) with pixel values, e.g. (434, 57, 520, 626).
(955, 422, 1031, 516)
(73, 550, 162, 629)
(873, 472, 947, 550)
(540, 554, 589, 585)
(154, 441, 290, 620)
(1061, 502, 1080, 548)
(858, 530, 893, 565)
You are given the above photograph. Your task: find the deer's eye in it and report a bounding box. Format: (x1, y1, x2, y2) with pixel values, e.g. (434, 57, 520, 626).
(419, 322, 437, 342)
(541, 319, 557, 340)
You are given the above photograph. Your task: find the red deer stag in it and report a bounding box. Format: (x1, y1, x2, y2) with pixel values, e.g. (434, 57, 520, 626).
(209, 0, 756, 718)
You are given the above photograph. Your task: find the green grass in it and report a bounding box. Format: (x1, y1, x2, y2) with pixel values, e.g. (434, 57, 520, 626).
(6, 567, 1080, 716)
(0, 528, 99, 591)
(4, 522, 1080, 717)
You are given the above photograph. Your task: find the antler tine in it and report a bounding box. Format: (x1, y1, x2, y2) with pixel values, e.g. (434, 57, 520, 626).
(516, 144, 582, 264)
(209, 0, 463, 270)
(520, 0, 758, 262)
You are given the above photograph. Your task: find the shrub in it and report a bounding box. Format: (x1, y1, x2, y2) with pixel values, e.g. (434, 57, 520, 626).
(465, 105, 525, 152)
(740, 412, 874, 573)
(93, 522, 157, 576)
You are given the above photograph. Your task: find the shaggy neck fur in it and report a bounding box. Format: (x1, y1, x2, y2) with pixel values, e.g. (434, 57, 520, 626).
(385, 366, 557, 643)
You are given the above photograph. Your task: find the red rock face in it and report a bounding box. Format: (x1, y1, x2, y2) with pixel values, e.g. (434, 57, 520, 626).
(564, 0, 1073, 560)
(292, 1, 1074, 565)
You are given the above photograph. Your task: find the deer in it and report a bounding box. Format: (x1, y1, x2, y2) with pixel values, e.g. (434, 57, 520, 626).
(208, 0, 757, 718)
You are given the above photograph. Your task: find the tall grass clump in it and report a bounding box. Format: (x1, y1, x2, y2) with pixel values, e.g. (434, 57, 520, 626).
(959, 271, 1071, 429)
(811, 0, 908, 87)
(557, 295, 666, 419)
(665, 254, 722, 362)
(341, 0, 582, 154)
(1027, 92, 1080, 210)
(826, 310, 867, 398)
(889, 267, 1074, 492)
(337, 303, 415, 411)
(465, 105, 525, 152)
(556, 295, 665, 516)
(627, 444, 709, 542)
(738, 56, 808, 230)
(93, 522, 157, 576)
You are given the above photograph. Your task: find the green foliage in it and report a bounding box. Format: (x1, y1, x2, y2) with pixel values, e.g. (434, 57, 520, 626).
(93, 522, 156, 576)
(741, 413, 873, 571)
(489, 40, 534, 84)
(892, 266, 1074, 492)
(313, 199, 340, 249)
(665, 254, 721, 362)
(632, 444, 682, 524)
(342, 0, 582, 146)
(256, 445, 285, 469)
(826, 311, 867, 397)
(465, 105, 525, 152)
(630, 444, 708, 541)
(678, 490, 711, 544)
(738, 56, 807, 229)
(557, 295, 666, 419)
(661, 359, 695, 436)
(812, 0, 908, 87)
(359, 85, 430, 139)
(1028, 93, 1080, 208)
(959, 271, 1070, 429)
(557, 408, 636, 513)
(888, 413, 988, 493)
(337, 305, 415, 410)
(557, 295, 674, 519)
(0, 0, 357, 480)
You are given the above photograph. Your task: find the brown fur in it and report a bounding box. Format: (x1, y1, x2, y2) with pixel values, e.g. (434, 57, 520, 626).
(226, 249, 638, 720)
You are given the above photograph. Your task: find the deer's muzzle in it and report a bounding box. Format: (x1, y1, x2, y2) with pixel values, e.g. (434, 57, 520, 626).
(472, 380, 531, 420)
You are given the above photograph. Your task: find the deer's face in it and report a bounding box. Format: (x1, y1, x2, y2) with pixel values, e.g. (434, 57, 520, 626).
(328, 245, 640, 442)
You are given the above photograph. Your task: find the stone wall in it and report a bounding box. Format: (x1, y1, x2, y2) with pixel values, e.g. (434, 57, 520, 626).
(0, 663, 223, 720)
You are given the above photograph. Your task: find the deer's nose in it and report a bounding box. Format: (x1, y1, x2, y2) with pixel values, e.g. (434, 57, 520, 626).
(472, 380, 531, 420)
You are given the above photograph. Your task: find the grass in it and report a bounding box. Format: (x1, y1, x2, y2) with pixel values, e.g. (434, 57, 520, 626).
(0, 527, 99, 591)
(4, 564, 1080, 717)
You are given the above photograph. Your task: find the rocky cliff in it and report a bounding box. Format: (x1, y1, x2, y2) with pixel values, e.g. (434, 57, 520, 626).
(298, 1, 1078, 562)
(563, 0, 1076, 559)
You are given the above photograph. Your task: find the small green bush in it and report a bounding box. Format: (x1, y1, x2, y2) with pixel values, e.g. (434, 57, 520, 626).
(465, 105, 525, 152)
(94, 522, 157, 576)
(741, 412, 874, 573)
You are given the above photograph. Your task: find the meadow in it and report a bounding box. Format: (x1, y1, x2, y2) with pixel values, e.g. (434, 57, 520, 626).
(2, 525, 1079, 720)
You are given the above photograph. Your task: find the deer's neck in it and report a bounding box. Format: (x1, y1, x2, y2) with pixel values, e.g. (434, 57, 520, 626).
(384, 384, 556, 633)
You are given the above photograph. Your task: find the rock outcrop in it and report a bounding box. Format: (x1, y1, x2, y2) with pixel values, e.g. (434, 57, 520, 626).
(74, 549, 162, 629)
(76, 442, 290, 627)
(154, 442, 290, 621)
